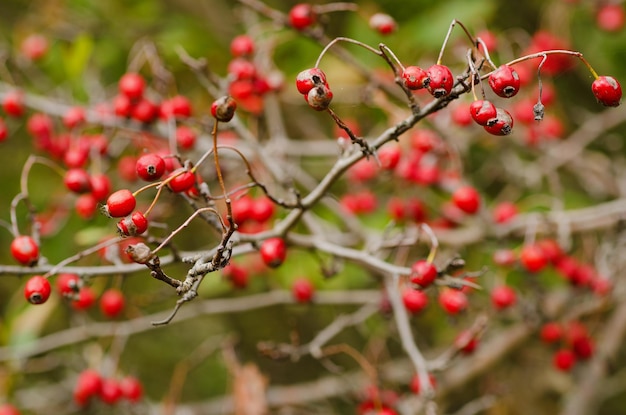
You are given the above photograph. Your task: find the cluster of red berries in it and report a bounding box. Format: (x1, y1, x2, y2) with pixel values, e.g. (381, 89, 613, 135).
(74, 369, 143, 407)
(231, 194, 276, 234)
(540, 321, 595, 372)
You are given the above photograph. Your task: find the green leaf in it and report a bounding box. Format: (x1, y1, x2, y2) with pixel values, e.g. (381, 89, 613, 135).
(63, 33, 94, 79)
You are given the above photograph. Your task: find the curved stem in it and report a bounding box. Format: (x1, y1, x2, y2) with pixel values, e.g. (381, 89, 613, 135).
(315, 37, 381, 69)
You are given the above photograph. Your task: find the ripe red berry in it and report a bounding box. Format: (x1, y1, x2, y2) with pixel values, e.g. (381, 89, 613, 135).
(90, 173, 112, 202)
(159, 94, 192, 119)
(64, 168, 92, 194)
(540, 322, 563, 344)
(105, 189, 136, 218)
(491, 285, 517, 309)
(410, 260, 437, 287)
(113, 94, 133, 117)
(452, 185, 481, 214)
(3, 90, 25, 117)
(596, 4, 625, 32)
(100, 288, 125, 318)
(520, 244, 548, 273)
(250, 197, 275, 223)
(230, 34, 255, 57)
(296, 68, 328, 95)
(260, 237, 287, 268)
(118, 73, 145, 100)
(167, 170, 196, 193)
(131, 98, 158, 123)
(426, 64, 454, 98)
(572, 336, 594, 360)
(56, 273, 81, 297)
(136, 153, 166, 182)
(223, 263, 249, 289)
(483, 108, 514, 136)
(536, 239, 564, 264)
(21, 34, 48, 61)
(100, 378, 123, 405)
(469, 99, 497, 126)
(117, 211, 149, 236)
(492, 201, 518, 224)
(211, 95, 237, 122)
(369, 13, 397, 35)
(289, 3, 316, 30)
(438, 289, 468, 315)
(26, 112, 53, 139)
(0, 404, 20, 415)
(228, 58, 257, 80)
(11, 235, 40, 266)
(74, 369, 102, 406)
(402, 66, 429, 90)
(591, 75, 622, 107)
(492, 249, 517, 267)
(553, 348, 576, 371)
(75, 194, 98, 219)
(305, 84, 333, 111)
(119, 376, 143, 403)
(292, 277, 315, 303)
(24, 275, 51, 305)
(62, 106, 86, 129)
(488, 65, 521, 98)
(402, 289, 429, 314)
(72, 286, 97, 310)
(176, 125, 197, 150)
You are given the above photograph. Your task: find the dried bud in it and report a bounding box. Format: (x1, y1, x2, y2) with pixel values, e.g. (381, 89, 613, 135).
(125, 242, 153, 264)
(211, 95, 237, 122)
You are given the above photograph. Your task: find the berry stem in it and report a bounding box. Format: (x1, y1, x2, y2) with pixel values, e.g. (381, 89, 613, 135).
(20, 155, 65, 196)
(422, 223, 439, 264)
(313, 2, 358, 14)
(491, 49, 599, 80)
(315, 37, 381, 69)
(475, 36, 497, 69)
(212, 121, 233, 226)
(378, 43, 405, 72)
(326, 108, 373, 155)
(437, 19, 476, 65)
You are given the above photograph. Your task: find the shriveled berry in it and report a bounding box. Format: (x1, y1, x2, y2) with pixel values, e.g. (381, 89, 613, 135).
(105, 189, 136, 218)
(24, 275, 51, 304)
(11, 235, 39, 266)
(402, 66, 429, 90)
(289, 3, 316, 30)
(426, 64, 454, 98)
(117, 211, 148, 236)
(410, 260, 437, 287)
(488, 65, 521, 98)
(260, 237, 287, 268)
(592, 75, 622, 107)
(305, 84, 333, 111)
(296, 68, 328, 95)
(211, 95, 237, 122)
(136, 153, 166, 182)
(469, 99, 497, 126)
(483, 108, 514, 136)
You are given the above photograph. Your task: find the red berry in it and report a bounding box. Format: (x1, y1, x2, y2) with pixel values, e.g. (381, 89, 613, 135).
(469, 99, 497, 126)
(100, 378, 123, 405)
(26, 112, 53, 139)
(105, 189, 136, 218)
(492, 201, 518, 224)
(592, 75, 622, 107)
(3, 90, 25, 117)
(289, 3, 316, 30)
(292, 277, 315, 303)
(260, 237, 287, 268)
(175, 125, 196, 150)
(410, 260, 437, 287)
(100, 288, 125, 318)
(378, 145, 401, 170)
(296, 68, 328, 95)
(596, 4, 625, 32)
(159, 94, 192, 119)
(62, 106, 86, 129)
(491, 285, 517, 309)
(305, 84, 333, 111)
(540, 322, 563, 344)
(483, 108, 514, 136)
(64, 168, 92, 194)
(113, 94, 133, 117)
(131, 98, 158, 123)
(117, 211, 149, 236)
(369, 13, 397, 35)
(24, 275, 51, 305)
(536, 239, 564, 264)
(72, 286, 97, 310)
(438, 289, 468, 315)
(488, 65, 521, 98)
(0, 404, 20, 415)
(455, 330, 479, 354)
(250, 197, 275, 223)
(230, 34, 255, 57)
(232, 194, 254, 225)
(402, 66, 429, 90)
(426, 64, 454, 98)
(228, 58, 257, 80)
(492, 249, 517, 267)
(553, 349, 576, 371)
(74, 369, 102, 407)
(75, 194, 98, 219)
(476, 29, 498, 54)
(90, 173, 112, 202)
(223, 263, 249, 289)
(11, 235, 40, 266)
(136, 153, 166, 182)
(452, 185, 481, 214)
(409, 373, 437, 394)
(56, 273, 81, 297)
(21, 34, 48, 60)
(520, 244, 548, 273)
(211, 95, 237, 122)
(167, 170, 196, 193)
(119, 376, 143, 403)
(119, 73, 145, 100)
(402, 289, 429, 314)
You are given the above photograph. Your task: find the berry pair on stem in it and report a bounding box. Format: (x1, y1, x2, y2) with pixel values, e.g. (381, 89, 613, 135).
(296, 67, 333, 111)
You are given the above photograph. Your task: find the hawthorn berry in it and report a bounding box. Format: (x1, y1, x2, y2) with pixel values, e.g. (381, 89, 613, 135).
(492, 249, 517, 267)
(452, 185, 481, 214)
(26, 112, 53, 139)
(572, 336, 594, 360)
(11, 235, 39, 266)
(105, 189, 136, 218)
(159, 94, 192, 119)
(167, 170, 196, 193)
(289, 3, 316, 30)
(74, 369, 102, 406)
(211, 95, 237, 122)
(402, 289, 429, 314)
(75, 194, 98, 219)
(64, 168, 92, 194)
(469, 99, 497, 126)
(305, 84, 333, 111)
(250, 197, 275, 223)
(223, 263, 249, 289)
(100, 288, 125, 318)
(493, 201, 518, 224)
(136, 153, 166, 182)
(62, 106, 86, 129)
(176, 125, 197, 150)
(596, 4, 625, 32)
(296, 68, 328, 95)
(402, 66, 429, 90)
(369, 13, 396, 35)
(292, 277, 315, 303)
(491, 285, 517, 309)
(228, 57, 257, 80)
(2, 90, 25, 117)
(426, 64, 454, 98)
(56, 273, 81, 297)
(113, 94, 133, 117)
(72, 286, 97, 310)
(483, 108, 514, 136)
(119, 376, 143, 403)
(520, 244, 548, 273)
(24, 275, 51, 305)
(540, 322, 563, 344)
(488, 65, 521, 98)
(591, 75, 622, 107)
(131, 98, 158, 123)
(438, 289, 468, 315)
(260, 237, 287, 268)
(118, 72, 145, 100)
(100, 378, 123, 405)
(378, 145, 401, 170)
(553, 349, 576, 371)
(21, 33, 48, 60)
(0, 404, 20, 415)
(410, 260, 437, 287)
(230, 34, 255, 57)
(89, 174, 112, 202)
(117, 211, 149, 236)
